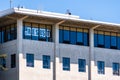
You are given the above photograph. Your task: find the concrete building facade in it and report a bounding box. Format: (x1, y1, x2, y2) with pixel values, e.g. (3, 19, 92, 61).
(0, 8, 120, 80)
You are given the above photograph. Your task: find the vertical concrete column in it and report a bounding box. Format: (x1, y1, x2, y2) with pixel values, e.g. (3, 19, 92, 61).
(17, 19, 23, 80)
(88, 28, 94, 80)
(53, 24, 59, 80)
(17, 19, 23, 53)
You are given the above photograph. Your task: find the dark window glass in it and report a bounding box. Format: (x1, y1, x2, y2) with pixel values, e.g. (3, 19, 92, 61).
(63, 27, 70, 43)
(26, 54, 34, 67)
(46, 25, 52, 42)
(97, 61, 105, 74)
(0, 58, 6, 68)
(0, 28, 1, 43)
(59, 28, 63, 43)
(111, 33, 117, 49)
(2, 27, 5, 43)
(105, 32, 110, 48)
(63, 57, 70, 71)
(24, 23, 32, 39)
(32, 24, 38, 40)
(98, 31, 104, 47)
(11, 54, 16, 68)
(77, 28, 83, 45)
(11, 24, 17, 40)
(113, 63, 119, 76)
(39, 24, 46, 41)
(70, 28, 76, 44)
(118, 34, 120, 49)
(5, 26, 10, 41)
(78, 59, 86, 72)
(43, 55, 50, 69)
(94, 31, 98, 47)
(84, 29, 89, 46)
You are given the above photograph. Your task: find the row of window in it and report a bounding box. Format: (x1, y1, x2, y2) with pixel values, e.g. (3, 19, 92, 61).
(26, 54, 120, 76)
(1, 23, 120, 50)
(0, 54, 16, 69)
(59, 26, 89, 46)
(94, 30, 120, 49)
(97, 61, 119, 76)
(23, 22, 52, 42)
(26, 54, 86, 72)
(0, 24, 17, 43)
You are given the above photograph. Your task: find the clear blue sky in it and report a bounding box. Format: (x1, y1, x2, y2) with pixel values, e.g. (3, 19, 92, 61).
(0, 0, 120, 24)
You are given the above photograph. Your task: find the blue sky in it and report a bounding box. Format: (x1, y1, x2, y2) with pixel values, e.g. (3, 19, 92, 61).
(0, 0, 120, 24)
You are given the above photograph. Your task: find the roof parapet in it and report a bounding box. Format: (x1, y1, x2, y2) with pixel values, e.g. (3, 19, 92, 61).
(13, 7, 80, 19)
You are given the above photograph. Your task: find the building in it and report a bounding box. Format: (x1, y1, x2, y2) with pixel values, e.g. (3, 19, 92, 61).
(0, 8, 120, 80)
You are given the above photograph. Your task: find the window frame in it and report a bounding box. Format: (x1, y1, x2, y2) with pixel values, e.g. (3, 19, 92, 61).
(62, 57, 70, 71)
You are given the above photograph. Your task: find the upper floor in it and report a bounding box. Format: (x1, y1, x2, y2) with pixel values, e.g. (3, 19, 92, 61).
(0, 8, 120, 50)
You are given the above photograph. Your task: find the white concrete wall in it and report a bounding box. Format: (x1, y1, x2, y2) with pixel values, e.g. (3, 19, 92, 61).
(19, 39, 54, 80)
(92, 47, 120, 80)
(0, 40, 18, 80)
(56, 44, 89, 80)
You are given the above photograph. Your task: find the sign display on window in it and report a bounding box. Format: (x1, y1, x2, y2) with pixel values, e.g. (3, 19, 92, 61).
(25, 27, 50, 38)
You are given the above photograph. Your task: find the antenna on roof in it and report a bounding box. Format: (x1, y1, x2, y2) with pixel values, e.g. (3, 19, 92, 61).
(10, 0, 13, 8)
(66, 9, 71, 15)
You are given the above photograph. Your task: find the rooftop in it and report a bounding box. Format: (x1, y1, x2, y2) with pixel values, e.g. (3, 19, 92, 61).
(0, 8, 120, 32)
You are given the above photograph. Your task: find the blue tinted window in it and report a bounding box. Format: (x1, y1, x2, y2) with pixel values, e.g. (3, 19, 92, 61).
(78, 59, 86, 72)
(77, 32, 83, 45)
(94, 33, 97, 47)
(0, 28, 1, 43)
(32, 27, 38, 40)
(113, 63, 119, 76)
(11, 25, 17, 40)
(118, 37, 120, 49)
(63, 57, 70, 71)
(26, 54, 34, 67)
(70, 30, 76, 44)
(63, 30, 70, 43)
(111, 36, 117, 48)
(97, 61, 105, 74)
(59, 29, 63, 43)
(24, 26, 32, 39)
(84, 32, 89, 46)
(43, 55, 50, 69)
(1, 28, 5, 43)
(98, 34, 104, 47)
(105, 35, 110, 48)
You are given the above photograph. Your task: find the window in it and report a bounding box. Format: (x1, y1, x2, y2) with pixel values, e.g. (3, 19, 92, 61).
(97, 61, 105, 74)
(105, 32, 110, 48)
(63, 57, 70, 71)
(32, 23, 38, 40)
(97, 31, 104, 47)
(78, 59, 86, 72)
(63, 27, 70, 43)
(24, 23, 32, 39)
(23, 22, 52, 42)
(113, 63, 119, 76)
(0, 28, 1, 43)
(59, 26, 63, 43)
(83, 29, 89, 46)
(111, 33, 117, 49)
(59, 26, 89, 46)
(43, 55, 50, 69)
(94, 31, 98, 47)
(118, 34, 120, 49)
(26, 54, 34, 67)
(0, 24, 17, 44)
(70, 27, 76, 44)
(11, 54, 16, 68)
(77, 28, 83, 45)
(0, 57, 6, 68)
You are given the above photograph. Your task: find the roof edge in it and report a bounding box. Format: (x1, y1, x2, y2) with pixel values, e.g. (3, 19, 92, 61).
(0, 8, 15, 17)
